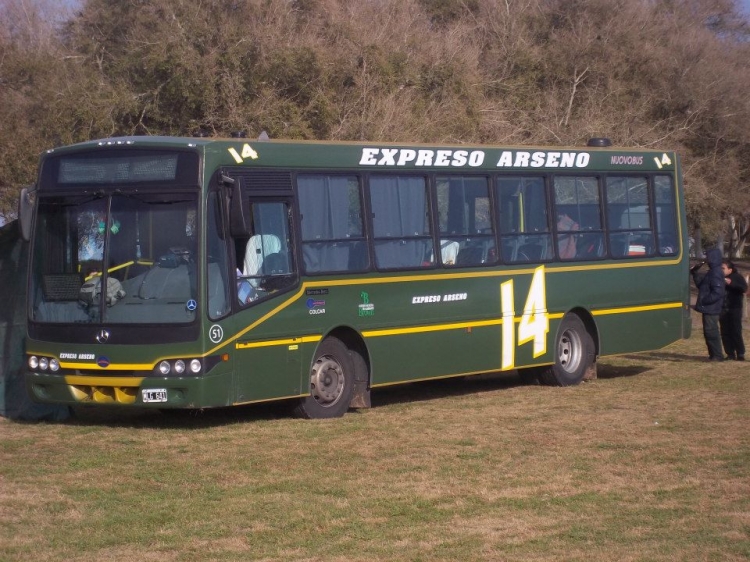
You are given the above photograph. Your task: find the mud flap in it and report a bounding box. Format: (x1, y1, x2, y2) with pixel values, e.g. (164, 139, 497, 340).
(349, 350, 371, 409)
(582, 361, 598, 381)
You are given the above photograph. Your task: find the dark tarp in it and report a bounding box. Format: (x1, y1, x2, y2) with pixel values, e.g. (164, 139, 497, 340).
(0, 220, 70, 421)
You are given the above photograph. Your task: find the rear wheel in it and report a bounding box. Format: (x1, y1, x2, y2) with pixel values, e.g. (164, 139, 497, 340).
(294, 337, 354, 419)
(538, 314, 594, 386)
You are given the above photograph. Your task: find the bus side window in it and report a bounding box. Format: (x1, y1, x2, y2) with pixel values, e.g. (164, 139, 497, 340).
(497, 176, 552, 264)
(575, 232, 605, 259)
(655, 175, 679, 256)
(235, 200, 297, 303)
(553, 176, 603, 261)
(298, 174, 368, 273)
(436, 175, 495, 267)
(606, 176, 654, 259)
(369, 175, 434, 270)
(207, 192, 232, 319)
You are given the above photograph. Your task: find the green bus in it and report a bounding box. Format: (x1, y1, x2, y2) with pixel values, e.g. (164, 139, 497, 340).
(19, 135, 691, 418)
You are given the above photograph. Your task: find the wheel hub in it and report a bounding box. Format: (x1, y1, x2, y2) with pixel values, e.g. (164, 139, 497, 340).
(310, 357, 344, 406)
(558, 329, 582, 373)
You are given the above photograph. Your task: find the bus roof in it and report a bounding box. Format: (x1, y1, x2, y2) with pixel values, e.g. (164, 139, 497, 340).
(42, 135, 678, 173)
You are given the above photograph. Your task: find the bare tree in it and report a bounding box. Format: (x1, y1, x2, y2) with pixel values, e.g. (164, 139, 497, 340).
(0, 0, 749, 244)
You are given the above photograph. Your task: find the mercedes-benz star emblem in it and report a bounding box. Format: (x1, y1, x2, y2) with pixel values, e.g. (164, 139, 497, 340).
(96, 329, 110, 344)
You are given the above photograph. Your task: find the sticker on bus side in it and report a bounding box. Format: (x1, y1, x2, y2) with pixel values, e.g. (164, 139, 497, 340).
(500, 265, 549, 370)
(209, 324, 224, 343)
(306, 288, 329, 296)
(228, 144, 259, 164)
(358, 292, 375, 316)
(411, 293, 468, 304)
(307, 298, 326, 315)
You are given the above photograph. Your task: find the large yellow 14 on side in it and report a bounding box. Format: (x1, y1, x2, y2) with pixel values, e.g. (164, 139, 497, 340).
(500, 265, 549, 370)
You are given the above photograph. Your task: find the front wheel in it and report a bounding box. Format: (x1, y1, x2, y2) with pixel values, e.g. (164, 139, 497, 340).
(538, 314, 595, 386)
(294, 337, 355, 419)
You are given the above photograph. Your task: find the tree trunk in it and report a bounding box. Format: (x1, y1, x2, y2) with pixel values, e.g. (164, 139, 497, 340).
(735, 240, 746, 259)
(693, 227, 702, 258)
(716, 231, 725, 256)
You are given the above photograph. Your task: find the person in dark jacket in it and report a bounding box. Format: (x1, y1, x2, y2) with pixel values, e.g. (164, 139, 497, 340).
(691, 247, 726, 361)
(720, 259, 747, 360)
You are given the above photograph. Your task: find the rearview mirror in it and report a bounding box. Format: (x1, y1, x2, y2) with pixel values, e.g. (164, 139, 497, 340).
(18, 185, 35, 241)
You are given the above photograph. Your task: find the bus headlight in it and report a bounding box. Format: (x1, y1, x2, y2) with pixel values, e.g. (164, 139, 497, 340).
(39, 357, 49, 370)
(153, 358, 203, 376)
(29, 356, 39, 369)
(49, 358, 60, 372)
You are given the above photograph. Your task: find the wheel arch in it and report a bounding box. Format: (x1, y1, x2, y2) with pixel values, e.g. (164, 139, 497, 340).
(560, 306, 599, 382)
(322, 325, 371, 408)
(565, 306, 600, 357)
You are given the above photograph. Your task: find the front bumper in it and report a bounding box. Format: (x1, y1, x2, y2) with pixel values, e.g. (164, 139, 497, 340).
(25, 371, 229, 408)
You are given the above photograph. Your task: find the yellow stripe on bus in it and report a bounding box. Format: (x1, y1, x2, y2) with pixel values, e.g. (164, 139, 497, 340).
(236, 335, 322, 349)
(59, 362, 154, 370)
(592, 302, 683, 316)
(360, 303, 679, 339)
(228, 301, 682, 348)
(65, 375, 145, 387)
(363, 318, 503, 338)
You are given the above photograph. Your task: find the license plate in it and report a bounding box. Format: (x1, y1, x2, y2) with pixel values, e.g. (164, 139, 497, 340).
(142, 389, 168, 403)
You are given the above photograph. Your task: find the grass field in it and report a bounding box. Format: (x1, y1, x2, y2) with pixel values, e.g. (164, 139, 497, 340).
(1, 313, 748, 561)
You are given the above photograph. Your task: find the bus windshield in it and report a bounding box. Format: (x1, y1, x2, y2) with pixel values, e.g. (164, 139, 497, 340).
(30, 191, 199, 325)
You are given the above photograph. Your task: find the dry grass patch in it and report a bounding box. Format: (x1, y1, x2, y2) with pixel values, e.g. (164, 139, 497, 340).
(1, 320, 748, 561)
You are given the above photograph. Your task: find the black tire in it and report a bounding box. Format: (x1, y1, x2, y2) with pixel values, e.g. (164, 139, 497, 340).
(538, 314, 595, 387)
(294, 337, 355, 419)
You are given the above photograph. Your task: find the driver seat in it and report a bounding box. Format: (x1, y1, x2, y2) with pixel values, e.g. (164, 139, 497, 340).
(243, 234, 281, 282)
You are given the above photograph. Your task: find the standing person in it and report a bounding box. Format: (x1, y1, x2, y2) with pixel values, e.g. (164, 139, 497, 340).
(691, 247, 726, 361)
(720, 259, 747, 360)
